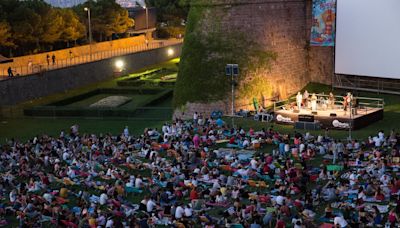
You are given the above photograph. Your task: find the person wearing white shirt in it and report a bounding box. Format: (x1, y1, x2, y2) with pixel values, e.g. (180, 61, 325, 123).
(250, 159, 258, 170)
(123, 126, 129, 137)
(215, 194, 226, 202)
(299, 143, 305, 153)
(231, 188, 239, 199)
(43, 192, 53, 203)
(100, 193, 108, 205)
(62, 151, 69, 161)
(292, 216, 303, 228)
(184, 205, 193, 217)
(162, 124, 169, 134)
(146, 198, 157, 213)
(373, 136, 381, 147)
(334, 215, 348, 228)
(67, 167, 75, 179)
(276, 195, 286, 206)
(243, 139, 250, 148)
(380, 174, 390, 186)
(319, 145, 326, 155)
(212, 180, 221, 190)
(358, 188, 366, 201)
(135, 176, 143, 188)
(237, 168, 249, 177)
(193, 168, 200, 174)
(175, 205, 184, 219)
(378, 131, 384, 141)
(349, 172, 358, 186)
(105, 218, 114, 228)
(126, 176, 135, 187)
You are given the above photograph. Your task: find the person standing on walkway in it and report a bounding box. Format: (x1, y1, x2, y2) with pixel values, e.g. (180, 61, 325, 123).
(46, 54, 50, 65)
(28, 58, 33, 72)
(7, 67, 13, 77)
(52, 54, 56, 65)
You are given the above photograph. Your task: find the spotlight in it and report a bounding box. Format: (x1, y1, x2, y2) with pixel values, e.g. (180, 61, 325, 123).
(167, 48, 174, 56)
(115, 60, 124, 69)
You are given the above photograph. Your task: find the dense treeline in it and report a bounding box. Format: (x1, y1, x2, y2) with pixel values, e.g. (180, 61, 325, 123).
(0, 0, 134, 57)
(147, 0, 189, 38)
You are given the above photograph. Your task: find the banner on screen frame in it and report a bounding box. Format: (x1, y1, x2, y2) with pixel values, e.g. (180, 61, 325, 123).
(310, 0, 336, 46)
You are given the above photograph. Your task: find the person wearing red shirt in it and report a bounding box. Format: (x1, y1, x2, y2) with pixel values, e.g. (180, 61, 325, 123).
(275, 215, 285, 228)
(190, 188, 198, 201)
(229, 136, 235, 144)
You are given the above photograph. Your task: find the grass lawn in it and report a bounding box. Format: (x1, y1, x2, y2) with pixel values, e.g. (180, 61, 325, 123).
(0, 118, 166, 142)
(2, 77, 400, 143)
(0, 59, 180, 142)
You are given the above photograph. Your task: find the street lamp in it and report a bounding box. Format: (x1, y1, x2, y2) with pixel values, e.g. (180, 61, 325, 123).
(143, 6, 149, 30)
(226, 64, 239, 127)
(349, 100, 352, 140)
(167, 48, 174, 56)
(84, 7, 92, 61)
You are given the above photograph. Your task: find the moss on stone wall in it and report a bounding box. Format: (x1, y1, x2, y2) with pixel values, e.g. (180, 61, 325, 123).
(173, 4, 277, 109)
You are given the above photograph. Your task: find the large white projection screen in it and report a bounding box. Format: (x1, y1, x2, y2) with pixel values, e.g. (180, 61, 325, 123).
(335, 0, 400, 79)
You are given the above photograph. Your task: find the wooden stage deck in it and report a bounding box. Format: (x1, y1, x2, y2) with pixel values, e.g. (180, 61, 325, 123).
(274, 107, 383, 130)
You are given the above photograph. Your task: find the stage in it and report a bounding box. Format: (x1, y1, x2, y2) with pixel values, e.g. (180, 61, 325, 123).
(274, 107, 384, 130)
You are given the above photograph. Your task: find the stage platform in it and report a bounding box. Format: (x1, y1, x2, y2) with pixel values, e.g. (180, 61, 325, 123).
(274, 107, 383, 130)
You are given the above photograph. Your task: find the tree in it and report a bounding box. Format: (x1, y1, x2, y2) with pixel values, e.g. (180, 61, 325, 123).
(9, 6, 42, 46)
(40, 9, 64, 44)
(110, 9, 134, 35)
(59, 9, 85, 46)
(74, 0, 134, 41)
(147, 0, 189, 24)
(0, 21, 14, 47)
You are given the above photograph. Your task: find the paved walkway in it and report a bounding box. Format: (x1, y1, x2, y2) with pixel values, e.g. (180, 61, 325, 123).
(0, 39, 182, 79)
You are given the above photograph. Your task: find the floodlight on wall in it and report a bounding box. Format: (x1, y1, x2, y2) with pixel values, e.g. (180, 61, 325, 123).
(167, 48, 174, 56)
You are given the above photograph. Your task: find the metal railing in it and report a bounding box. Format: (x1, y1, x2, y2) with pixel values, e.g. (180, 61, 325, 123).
(334, 74, 400, 95)
(0, 40, 182, 78)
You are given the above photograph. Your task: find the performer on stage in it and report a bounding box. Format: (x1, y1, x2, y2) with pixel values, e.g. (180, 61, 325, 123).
(343, 92, 353, 112)
(303, 90, 309, 108)
(296, 92, 302, 110)
(328, 92, 335, 110)
(311, 93, 317, 112)
(320, 96, 327, 111)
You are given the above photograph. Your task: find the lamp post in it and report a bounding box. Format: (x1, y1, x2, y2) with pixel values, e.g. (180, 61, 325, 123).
(226, 64, 239, 127)
(349, 100, 352, 140)
(84, 7, 92, 61)
(143, 6, 149, 30)
(143, 6, 149, 43)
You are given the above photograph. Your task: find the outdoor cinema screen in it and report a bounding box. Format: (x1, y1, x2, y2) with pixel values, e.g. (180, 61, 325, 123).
(335, 0, 400, 79)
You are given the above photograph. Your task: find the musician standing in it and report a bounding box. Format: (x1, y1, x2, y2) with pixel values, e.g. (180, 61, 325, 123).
(311, 93, 318, 112)
(328, 92, 335, 110)
(296, 92, 302, 111)
(303, 90, 309, 109)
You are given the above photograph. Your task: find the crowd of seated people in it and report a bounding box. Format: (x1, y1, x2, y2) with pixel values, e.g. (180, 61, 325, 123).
(0, 113, 400, 227)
